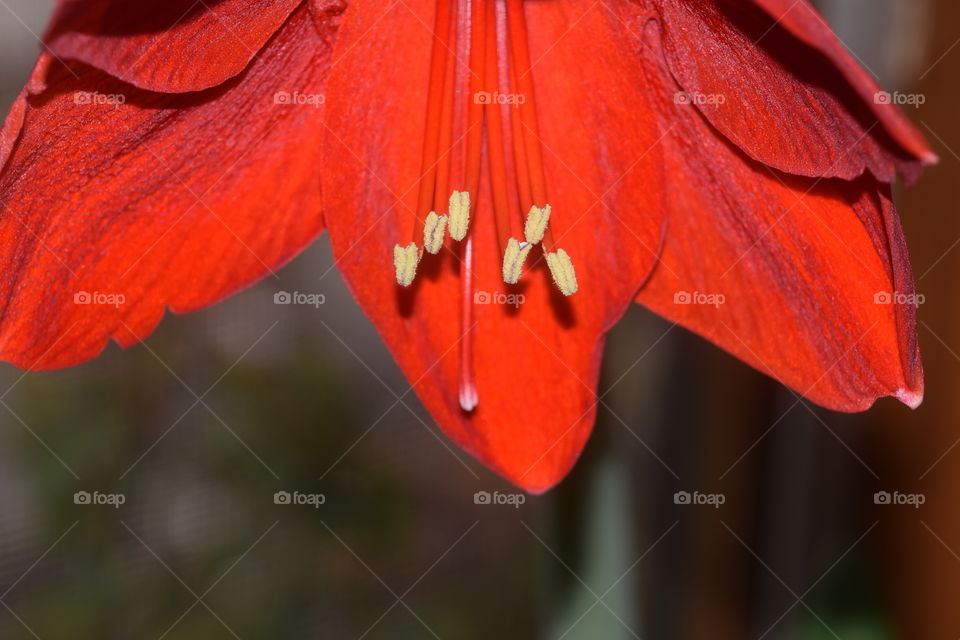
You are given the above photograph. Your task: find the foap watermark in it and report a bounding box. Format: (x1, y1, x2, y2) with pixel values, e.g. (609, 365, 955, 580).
(74, 490, 126, 508)
(74, 91, 126, 106)
(874, 291, 925, 307)
(74, 291, 126, 308)
(474, 91, 526, 107)
(874, 91, 926, 108)
(674, 490, 725, 509)
(474, 490, 526, 508)
(474, 291, 525, 308)
(274, 91, 326, 108)
(274, 291, 326, 308)
(274, 490, 326, 508)
(673, 290, 725, 308)
(874, 490, 925, 509)
(674, 91, 727, 106)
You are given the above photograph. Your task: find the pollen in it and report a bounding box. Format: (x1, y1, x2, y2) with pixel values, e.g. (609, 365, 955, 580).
(393, 242, 420, 287)
(448, 190, 471, 241)
(523, 204, 551, 245)
(546, 249, 578, 296)
(423, 211, 448, 254)
(502, 238, 532, 284)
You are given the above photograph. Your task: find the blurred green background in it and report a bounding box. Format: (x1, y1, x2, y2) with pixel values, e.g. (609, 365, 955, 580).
(1, 1, 959, 638)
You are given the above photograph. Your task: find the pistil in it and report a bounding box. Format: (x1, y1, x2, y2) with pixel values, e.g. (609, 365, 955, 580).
(394, 0, 453, 285)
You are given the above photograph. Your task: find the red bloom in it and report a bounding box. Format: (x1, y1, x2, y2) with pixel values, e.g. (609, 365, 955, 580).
(0, 0, 935, 491)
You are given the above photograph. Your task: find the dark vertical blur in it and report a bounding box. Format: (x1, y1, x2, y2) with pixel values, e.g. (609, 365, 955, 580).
(871, 0, 960, 637)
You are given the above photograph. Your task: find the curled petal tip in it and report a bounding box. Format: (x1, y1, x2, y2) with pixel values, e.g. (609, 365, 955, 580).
(895, 388, 923, 410)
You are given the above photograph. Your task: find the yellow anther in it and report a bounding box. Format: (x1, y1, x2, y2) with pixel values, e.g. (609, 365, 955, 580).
(502, 238, 532, 284)
(546, 248, 578, 296)
(524, 204, 551, 245)
(423, 211, 447, 254)
(393, 242, 419, 286)
(448, 190, 471, 241)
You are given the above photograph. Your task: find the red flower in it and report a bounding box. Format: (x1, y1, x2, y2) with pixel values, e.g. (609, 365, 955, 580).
(0, 0, 935, 492)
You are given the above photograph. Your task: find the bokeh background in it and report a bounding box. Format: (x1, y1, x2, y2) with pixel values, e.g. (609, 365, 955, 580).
(1, 0, 958, 638)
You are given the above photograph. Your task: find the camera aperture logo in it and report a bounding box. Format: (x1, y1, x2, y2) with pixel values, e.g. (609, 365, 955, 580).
(473, 291, 525, 308)
(673, 291, 725, 308)
(274, 490, 326, 508)
(674, 490, 725, 509)
(74, 490, 126, 509)
(473, 490, 526, 509)
(474, 91, 526, 107)
(74, 291, 126, 308)
(874, 91, 925, 108)
(274, 91, 326, 108)
(74, 91, 126, 106)
(874, 291, 925, 307)
(274, 291, 326, 308)
(874, 490, 925, 509)
(674, 91, 726, 106)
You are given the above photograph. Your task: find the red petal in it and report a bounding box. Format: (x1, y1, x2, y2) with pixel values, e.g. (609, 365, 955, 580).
(635, 25, 922, 411)
(322, 0, 666, 491)
(45, 0, 304, 93)
(0, 56, 49, 167)
(0, 5, 331, 369)
(655, 0, 934, 182)
(750, 0, 937, 166)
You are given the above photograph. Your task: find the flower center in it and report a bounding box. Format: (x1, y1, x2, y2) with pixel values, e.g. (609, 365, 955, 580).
(392, 0, 579, 296)
(392, 0, 580, 413)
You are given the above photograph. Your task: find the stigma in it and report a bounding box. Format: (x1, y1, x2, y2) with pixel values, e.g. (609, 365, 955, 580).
(390, 0, 578, 297)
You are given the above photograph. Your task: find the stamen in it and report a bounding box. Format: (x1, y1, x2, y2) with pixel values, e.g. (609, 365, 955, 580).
(484, 0, 513, 257)
(507, 39, 533, 217)
(502, 238, 532, 284)
(505, 0, 546, 207)
(432, 0, 457, 232)
(506, 0, 577, 295)
(546, 249, 578, 296)
(523, 204, 550, 245)
(449, 190, 470, 240)
(423, 211, 448, 254)
(459, 0, 487, 242)
(394, 242, 419, 287)
(395, 0, 586, 416)
(411, 0, 454, 255)
(495, 5, 526, 247)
